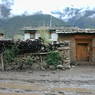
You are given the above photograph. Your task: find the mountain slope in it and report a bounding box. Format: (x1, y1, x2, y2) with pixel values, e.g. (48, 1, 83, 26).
(51, 7, 95, 28)
(0, 14, 69, 37)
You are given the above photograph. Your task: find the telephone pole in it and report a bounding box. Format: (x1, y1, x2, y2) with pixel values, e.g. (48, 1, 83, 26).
(49, 15, 52, 27)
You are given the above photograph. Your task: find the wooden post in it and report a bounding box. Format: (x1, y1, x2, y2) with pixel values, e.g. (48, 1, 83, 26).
(1, 53, 4, 71)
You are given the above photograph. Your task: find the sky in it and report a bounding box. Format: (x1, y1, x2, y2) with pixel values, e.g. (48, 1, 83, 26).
(9, 0, 95, 15)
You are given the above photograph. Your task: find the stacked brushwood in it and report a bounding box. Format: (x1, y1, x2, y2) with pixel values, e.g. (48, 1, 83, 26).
(0, 40, 14, 54)
(0, 39, 45, 54)
(16, 39, 46, 53)
(16, 40, 61, 53)
(0, 39, 69, 54)
(0, 39, 71, 71)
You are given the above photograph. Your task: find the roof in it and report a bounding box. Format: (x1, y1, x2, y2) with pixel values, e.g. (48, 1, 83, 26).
(56, 28, 95, 34)
(0, 32, 4, 35)
(22, 26, 95, 34)
(21, 26, 57, 31)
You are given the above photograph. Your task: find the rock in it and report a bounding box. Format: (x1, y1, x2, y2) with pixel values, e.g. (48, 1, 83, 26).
(40, 61, 47, 70)
(45, 94, 56, 95)
(57, 65, 65, 70)
(31, 63, 40, 70)
(49, 65, 56, 70)
(40, 66, 46, 71)
(71, 65, 76, 68)
(58, 91, 65, 95)
(64, 63, 71, 69)
(45, 92, 58, 95)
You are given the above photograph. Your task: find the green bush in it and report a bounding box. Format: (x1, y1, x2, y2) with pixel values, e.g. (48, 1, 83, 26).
(15, 56, 33, 65)
(3, 45, 19, 64)
(3, 49, 15, 63)
(25, 56, 33, 65)
(46, 51, 61, 66)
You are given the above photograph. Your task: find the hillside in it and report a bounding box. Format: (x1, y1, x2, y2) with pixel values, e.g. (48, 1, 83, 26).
(1, 7, 95, 38)
(52, 7, 95, 28)
(0, 14, 69, 38)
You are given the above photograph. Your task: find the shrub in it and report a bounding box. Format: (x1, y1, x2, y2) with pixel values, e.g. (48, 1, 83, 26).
(15, 56, 33, 65)
(37, 28, 51, 44)
(46, 51, 61, 66)
(25, 56, 33, 65)
(3, 49, 15, 64)
(3, 45, 19, 64)
(13, 56, 33, 70)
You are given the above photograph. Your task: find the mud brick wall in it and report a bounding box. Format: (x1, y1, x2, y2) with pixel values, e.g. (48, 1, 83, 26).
(92, 38, 95, 62)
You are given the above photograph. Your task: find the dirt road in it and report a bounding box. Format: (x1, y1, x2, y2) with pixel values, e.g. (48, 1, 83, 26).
(0, 66, 95, 95)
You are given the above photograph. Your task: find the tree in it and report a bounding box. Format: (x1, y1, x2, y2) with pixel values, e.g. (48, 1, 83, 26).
(38, 28, 51, 44)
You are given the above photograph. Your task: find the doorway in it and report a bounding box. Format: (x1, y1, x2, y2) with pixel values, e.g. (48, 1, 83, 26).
(76, 40, 92, 61)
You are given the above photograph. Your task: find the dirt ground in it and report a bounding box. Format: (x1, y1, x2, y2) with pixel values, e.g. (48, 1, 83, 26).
(0, 66, 95, 95)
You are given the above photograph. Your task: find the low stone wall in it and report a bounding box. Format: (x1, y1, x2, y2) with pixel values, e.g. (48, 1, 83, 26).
(0, 41, 71, 71)
(58, 42, 71, 68)
(58, 46, 71, 69)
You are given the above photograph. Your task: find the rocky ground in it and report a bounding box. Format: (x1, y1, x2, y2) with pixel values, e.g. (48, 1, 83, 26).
(0, 66, 95, 95)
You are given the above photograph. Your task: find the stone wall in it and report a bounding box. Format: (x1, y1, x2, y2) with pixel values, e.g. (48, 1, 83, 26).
(58, 35, 75, 62)
(57, 41, 71, 69)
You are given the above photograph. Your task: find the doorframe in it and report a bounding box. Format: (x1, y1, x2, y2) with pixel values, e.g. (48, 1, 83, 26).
(75, 38, 92, 62)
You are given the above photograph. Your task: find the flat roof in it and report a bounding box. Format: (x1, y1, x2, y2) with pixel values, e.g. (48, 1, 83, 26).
(21, 26, 57, 31)
(56, 29, 95, 34)
(22, 26, 95, 34)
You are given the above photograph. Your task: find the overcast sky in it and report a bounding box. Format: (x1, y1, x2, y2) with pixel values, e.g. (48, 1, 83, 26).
(10, 0, 95, 15)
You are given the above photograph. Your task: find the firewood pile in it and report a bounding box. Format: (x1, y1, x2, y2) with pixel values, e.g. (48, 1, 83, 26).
(0, 39, 71, 71)
(17, 40, 69, 53)
(16, 39, 60, 53)
(17, 39, 43, 53)
(0, 39, 70, 54)
(0, 40, 14, 53)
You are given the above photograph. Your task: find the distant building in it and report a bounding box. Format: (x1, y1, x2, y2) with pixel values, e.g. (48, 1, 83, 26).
(0, 33, 4, 39)
(22, 27, 58, 41)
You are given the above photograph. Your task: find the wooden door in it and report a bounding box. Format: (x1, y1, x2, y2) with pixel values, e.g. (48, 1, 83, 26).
(76, 43, 89, 61)
(76, 40, 91, 61)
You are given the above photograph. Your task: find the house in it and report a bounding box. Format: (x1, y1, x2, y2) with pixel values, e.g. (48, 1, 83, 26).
(22, 27, 58, 41)
(0, 33, 4, 39)
(56, 27, 95, 64)
(22, 26, 95, 64)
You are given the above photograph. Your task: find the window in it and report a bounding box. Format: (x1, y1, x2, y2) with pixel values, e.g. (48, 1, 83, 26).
(30, 34, 35, 39)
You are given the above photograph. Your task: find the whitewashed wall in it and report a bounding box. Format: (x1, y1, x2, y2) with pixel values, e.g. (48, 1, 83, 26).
(24, 32, 58, 41)
(35, 32, 40, 39)
(24, 33, 30, 40)
(0, 35, 4, 39)
(50, 32, 58, 41)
